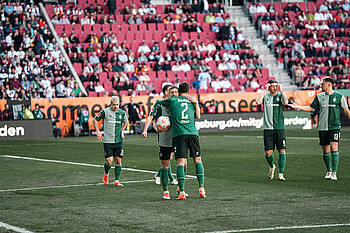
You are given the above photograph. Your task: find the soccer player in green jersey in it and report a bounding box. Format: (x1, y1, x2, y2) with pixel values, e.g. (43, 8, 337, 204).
(150, 82, 205, 200)
(92, 96, 128, 187)
(256, 80, 289, 181)
(142, 85, 179, 199)
(289, 77, 350, 180)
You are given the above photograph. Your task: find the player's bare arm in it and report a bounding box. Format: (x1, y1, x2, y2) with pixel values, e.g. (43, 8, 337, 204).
(142, 115, 154, 138)
(279, 84, 289, 105)
(344, 108, 350, 120)
(92, 118, 104, 141)
(288, 102, 314, 112)
(256, 84, 270, 105)
(121, 122, 128, 139)
(186, 96, 201, 119)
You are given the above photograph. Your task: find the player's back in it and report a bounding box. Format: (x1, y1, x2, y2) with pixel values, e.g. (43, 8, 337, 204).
(169, 96, 198, 138)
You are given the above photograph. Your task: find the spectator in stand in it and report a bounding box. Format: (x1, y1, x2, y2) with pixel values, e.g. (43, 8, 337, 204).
(198, 70, 211, 90)
(191, 0, 201, 13)
(205, 13, 216, 23)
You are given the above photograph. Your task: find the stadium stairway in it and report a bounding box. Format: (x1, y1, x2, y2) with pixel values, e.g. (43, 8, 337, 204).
(227, 6, 296, 90)
(150, 0, 171, 6)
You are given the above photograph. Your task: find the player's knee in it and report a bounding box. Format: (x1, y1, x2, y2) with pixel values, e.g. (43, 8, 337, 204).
(106, 159, 113, 166)
(193, 157, 202, 163)
(115, 157, 122, 165)
(265, 150, 273, 156)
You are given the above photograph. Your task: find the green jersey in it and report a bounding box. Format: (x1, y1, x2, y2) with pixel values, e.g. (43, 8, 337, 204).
(33, 109, 43, 119)
(94, 107, 128, 143)
(152, 96, 198, 138)
(310, 91, 348, 131)
(263, 93, 285, 130)
(80, 109, 89, 123)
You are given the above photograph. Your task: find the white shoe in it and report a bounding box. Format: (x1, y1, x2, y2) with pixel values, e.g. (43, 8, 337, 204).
(325, 172, 332, 179)
(268, 164, 276, 180)
(331, 172, 337, 181)
(163, 191, 170, 200)
(154, 174, 160, 185)
(278, 173, 286, 181)
(170, 179, 178, 185)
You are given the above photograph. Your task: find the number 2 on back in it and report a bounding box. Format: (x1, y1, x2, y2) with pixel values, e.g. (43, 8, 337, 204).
(181, 103, 188, 119)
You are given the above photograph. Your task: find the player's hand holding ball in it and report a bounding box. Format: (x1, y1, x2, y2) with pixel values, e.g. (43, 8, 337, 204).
(156, 116, 170, 132)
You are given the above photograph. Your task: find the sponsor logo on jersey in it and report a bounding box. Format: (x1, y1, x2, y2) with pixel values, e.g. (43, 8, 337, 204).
(96, 112, 101, 117)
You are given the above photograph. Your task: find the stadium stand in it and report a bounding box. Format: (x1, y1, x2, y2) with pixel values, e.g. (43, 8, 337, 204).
(45, 0, 273, 97)
(0, 1, 85, 100)
(249, 1, 350, 90)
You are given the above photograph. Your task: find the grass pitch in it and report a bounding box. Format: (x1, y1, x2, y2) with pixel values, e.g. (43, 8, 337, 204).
(1, 128, 350, 232)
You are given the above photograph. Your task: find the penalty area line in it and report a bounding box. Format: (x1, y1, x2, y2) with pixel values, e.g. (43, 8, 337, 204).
(0, 179, 155, 193)
(0, 155, 197, 178)
(0, 221, 34, 233)
(206, 223, 350, 233)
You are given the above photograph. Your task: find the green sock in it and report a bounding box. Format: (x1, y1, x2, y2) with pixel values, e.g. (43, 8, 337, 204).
(278, 152, 286, 173)
(323, 152, 331, 171)
(265, 154, 274, 168)
(331, 151, 339, 172)
(115, 164, 122, 181)
(184, 164, 187, 176)
(104, 162, 111, 175)
(161, 168, 169, 191)
(168, 162, 175, 182)
(195, 162, 205, 189)
(177, 165, 185, 192)
(156, 167, 161, 177)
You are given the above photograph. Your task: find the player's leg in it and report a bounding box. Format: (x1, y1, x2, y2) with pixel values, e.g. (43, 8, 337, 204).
(159, 147, 172, 199)
(189, 135, 206, 198)
(329, 130, 340, 180)
(319, 131, 332, 178)
(114, 143, 124, 186)
(264, 130, 275, 179)
(276, 129, 287, 181)
(103, 143, 114, 185)
(168, 152, 177, 185)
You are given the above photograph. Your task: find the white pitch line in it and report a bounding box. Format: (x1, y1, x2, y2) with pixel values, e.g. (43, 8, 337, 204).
(0, 180, 155, 193)
(0, 221, 33, 233)
(0, 155, 197, 178)
(206, 223, 350, 233)
(220, 135, 350, 141)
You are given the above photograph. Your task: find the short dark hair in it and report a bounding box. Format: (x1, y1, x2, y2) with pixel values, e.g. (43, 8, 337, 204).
(179, 82, 190, 94)
(169, 85, 178, 92)
(162, 84, 172, 94)
(267, 79, 278, 85)
(322, 77, 334, 85)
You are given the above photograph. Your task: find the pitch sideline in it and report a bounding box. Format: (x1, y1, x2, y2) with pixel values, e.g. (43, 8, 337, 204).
(0, 222, 34, 233)
(0, 154, 196, 178)
(205, 223, 350, 233)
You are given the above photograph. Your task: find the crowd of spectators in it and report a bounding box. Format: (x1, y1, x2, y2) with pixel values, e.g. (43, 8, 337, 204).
(0, 1, 84, 101)
(250, 1, 350, 90)
(49, 1, 267, 96)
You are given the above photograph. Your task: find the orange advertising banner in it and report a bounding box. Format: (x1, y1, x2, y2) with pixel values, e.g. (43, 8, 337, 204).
(0, 90, 320, 135)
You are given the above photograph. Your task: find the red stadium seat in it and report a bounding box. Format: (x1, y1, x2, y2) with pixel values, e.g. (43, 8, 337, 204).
(89, 91, 98, 97)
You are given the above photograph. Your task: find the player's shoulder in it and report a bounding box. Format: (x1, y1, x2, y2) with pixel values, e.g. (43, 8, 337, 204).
(333, 91, 344, 97)
(118, 108, 126, 114)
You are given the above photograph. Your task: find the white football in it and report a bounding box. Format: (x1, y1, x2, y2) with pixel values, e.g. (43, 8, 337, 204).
(156, 116, 171, 131)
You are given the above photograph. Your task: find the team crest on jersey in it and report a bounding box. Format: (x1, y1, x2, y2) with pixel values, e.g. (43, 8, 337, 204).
(333, 97, 336, 102)
(119, 115, 122, 119)
(276, 97, 280, 102)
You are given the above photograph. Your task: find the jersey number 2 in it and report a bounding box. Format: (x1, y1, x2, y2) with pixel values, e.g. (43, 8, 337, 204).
(181, 103, 188, 119)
